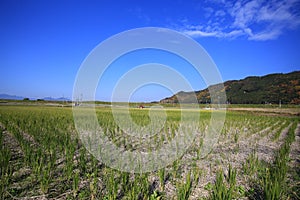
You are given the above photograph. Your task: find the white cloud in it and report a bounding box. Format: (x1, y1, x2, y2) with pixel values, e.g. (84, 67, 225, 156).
(182, 28, 243, 39)
(184, 30, 219, 37)
(248, 28, 282, 41)
(179, 0, 300, 41)
(215, 10, 226, 17)
(231, 0, 260, 29)
(203, 7, 214, 18)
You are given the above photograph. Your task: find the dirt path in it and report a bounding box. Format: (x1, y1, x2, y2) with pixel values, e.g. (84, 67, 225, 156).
(254, 122, 292, 162)
(289, 123, 300, 166)
(228, 107, 300, 116)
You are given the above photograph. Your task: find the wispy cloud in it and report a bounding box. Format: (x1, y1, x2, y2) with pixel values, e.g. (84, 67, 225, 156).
(179, 0, 300, 41)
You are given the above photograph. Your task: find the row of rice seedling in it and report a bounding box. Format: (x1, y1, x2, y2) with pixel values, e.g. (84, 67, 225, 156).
(0, 126, 12, 199)
(259, 121, 297, 199)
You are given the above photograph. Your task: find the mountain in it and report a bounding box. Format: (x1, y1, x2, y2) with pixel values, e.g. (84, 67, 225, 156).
(0, 94, 70, 101)
(160, 71, 300, 104)
(43, 97, 70, 101)
(0, 94, 25, 100)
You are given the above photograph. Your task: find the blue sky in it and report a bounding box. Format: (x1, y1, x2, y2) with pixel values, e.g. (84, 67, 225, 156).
(0, 0, 300, 102)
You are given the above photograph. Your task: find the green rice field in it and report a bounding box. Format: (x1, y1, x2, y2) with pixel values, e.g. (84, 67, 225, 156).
(0, 105, 299, 199)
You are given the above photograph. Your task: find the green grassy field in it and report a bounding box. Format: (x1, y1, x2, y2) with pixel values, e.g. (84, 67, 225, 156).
(0, 105, 299, 199)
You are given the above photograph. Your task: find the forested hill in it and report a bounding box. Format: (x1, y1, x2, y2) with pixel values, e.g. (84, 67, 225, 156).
(160, 71, 300, 104)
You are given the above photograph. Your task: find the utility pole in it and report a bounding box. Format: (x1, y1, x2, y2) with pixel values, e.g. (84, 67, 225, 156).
(279, 99, 281, 108)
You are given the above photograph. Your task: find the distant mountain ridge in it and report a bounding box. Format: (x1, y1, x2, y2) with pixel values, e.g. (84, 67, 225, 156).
(43, 97, 70, 101)
(160, 71, 300, 104)
(0, 94, 70, 101)
(0, 94, 24, 100)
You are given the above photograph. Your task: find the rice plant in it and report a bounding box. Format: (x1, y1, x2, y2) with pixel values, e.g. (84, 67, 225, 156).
(158, 168, 166, 191)
(209, 165, 242, 200)
(176, 171, 193, 200)
(242, 152, 259, 176)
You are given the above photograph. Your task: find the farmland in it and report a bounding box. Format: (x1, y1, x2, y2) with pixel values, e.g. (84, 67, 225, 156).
(0, 105, 299, 199)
